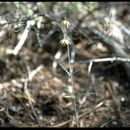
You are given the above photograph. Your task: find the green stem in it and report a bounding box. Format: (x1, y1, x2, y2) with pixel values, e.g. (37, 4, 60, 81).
(67, 44, 79, 127)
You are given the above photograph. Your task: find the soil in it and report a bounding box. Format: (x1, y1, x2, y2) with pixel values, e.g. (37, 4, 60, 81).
(0, 2, 130, 128)
(0, 42, 130, 127)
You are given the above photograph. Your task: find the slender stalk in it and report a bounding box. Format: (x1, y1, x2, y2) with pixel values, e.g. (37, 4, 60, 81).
(60, 18, 79, 127)
(67, 44, 79, 127)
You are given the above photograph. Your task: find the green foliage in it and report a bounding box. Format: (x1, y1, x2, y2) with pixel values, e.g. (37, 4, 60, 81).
(12, 2, 99, 20)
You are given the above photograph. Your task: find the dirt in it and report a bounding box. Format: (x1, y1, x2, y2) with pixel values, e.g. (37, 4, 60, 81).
(0, 41, 130, 127)
(0, 2, 130, 128)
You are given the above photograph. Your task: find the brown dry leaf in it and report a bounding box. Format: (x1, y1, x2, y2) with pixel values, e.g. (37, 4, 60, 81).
(13, 91, 35, 104)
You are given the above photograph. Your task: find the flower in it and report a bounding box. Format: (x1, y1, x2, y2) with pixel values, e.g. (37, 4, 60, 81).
(60, 38, 71, 47)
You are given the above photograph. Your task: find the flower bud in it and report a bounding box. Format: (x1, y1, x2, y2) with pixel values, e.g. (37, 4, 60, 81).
(62, 19, 71, 30)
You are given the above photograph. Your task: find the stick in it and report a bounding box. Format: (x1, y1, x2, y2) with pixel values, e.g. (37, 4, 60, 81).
(73, 57, 130, 64)
(12, 20, 35, 55)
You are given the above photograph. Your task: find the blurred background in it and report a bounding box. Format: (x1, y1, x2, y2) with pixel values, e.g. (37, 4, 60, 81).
(0, 2, 130, 127)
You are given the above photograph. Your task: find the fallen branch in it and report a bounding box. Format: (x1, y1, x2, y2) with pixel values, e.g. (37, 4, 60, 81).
(80, 27, 130, 80)
(12, 20, 35, 55)
(74, 57, 130, 64)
